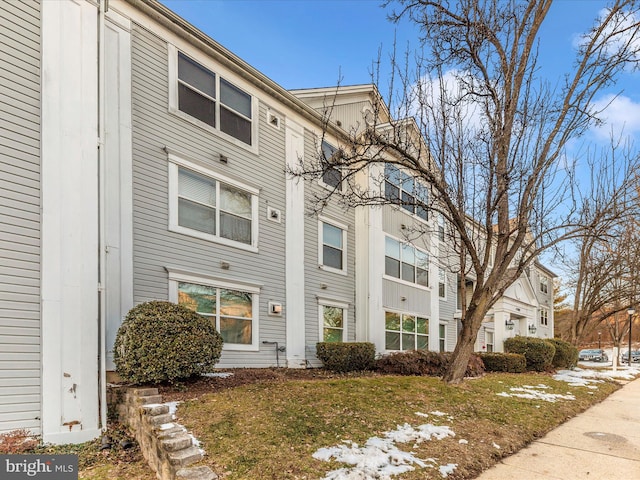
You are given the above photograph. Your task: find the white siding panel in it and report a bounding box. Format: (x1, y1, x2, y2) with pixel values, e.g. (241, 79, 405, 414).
(0, 0, 41, 435)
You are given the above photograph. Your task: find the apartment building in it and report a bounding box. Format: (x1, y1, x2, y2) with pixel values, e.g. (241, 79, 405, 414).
(0, 0, 554, 442)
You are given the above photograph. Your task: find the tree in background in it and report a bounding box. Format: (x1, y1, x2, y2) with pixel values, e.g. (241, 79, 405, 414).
(294, 0, 640, 383)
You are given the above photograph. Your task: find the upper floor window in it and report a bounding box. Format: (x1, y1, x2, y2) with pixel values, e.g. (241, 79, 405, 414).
(170, 47, 256, 148)
(320, 140, 343, 191)
(438, 214, 445, 241)
(319, 219, 347, 274)
(385, 236, 429, 287)
(384, 164, 428, 220)
(540, 276, 549, 294)
(438, 269, 447, 299)
(168, 156, 259, 251)
(385, 311, 429, 351)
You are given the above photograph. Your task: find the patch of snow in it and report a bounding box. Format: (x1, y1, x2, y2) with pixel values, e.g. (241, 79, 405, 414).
(439, 463, 458, 478)
(201, 372, 234, 378)
(159, 423, 175, 430)
(492, 442, 500, 449)
(497, 385, 575, 403)
(164, 401, 180, 416)
(415, 412, 429, 418)
(430, 411, 448, 416)
(314, 423, 455, 479)
(458, 439, 468, 444)
(554, 367, 639, 387)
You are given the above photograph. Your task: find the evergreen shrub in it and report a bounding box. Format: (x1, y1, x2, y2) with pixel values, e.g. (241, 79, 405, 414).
(114, 301, 223, 384)
(479, 352, 527, 373)
(504, 336, 555, 372)
(315, 342, 376, 372)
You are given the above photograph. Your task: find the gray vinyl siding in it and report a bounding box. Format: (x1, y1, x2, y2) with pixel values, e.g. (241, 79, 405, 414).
(0, 0, 41, 434)
(303, 131, 356, 365)
(130, 24, 287, 368)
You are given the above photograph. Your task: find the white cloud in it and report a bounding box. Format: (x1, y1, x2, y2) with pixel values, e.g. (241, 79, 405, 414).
(589, 93, 640, 141)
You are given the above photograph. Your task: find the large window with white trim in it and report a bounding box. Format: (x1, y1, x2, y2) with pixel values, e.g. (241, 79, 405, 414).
(385, 236, 429, 287)
(540, 276, 549, 294)
(438, 269, 447, 299)
(384, 164, 428, 220)
(168, 156, 258, 250)
(170, 47, 256, 148)
(385, 311, 429, 351)
(319, 300, 349, 343)
(168, 272, 260, 351)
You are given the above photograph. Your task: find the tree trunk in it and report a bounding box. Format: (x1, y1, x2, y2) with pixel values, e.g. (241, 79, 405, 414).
(442, 314, 481, 383)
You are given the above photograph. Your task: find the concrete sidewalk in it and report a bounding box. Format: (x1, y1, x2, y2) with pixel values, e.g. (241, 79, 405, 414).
(475, 377, 640, 479)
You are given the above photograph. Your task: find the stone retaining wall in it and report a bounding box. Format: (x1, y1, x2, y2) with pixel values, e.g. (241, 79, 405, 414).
(115, 387, 216, 480)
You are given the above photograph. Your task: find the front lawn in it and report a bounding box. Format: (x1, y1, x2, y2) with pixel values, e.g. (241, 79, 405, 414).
(175, 371, 619, 479)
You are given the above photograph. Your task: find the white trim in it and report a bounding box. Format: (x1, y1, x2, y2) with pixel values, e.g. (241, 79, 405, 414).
(41, 0, 100, 444)
(318, 217, 348, 275)
(167, 270, 260, 351)
(438, 321, 447, 352)
(168, 156, 259, 252)
(285, 119, 307, 367)
(318, 299, 350, 343)
(167, 43, 260, 154)
(382, 309, 430, 353)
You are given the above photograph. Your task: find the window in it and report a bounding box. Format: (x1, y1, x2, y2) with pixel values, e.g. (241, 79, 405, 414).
(171, 48, 255, 147)
(319, 301, 348, 342)
(540, 308, 549, 326)
(320, 219, 347, 273)
(385, 312, 429, 351)
(438, 269, 446, 299)
(486, 331, 494, 352)
(438, 214, 445, 242)
(169, 156, 258, 250)
(170, 275, 260, 351)
(320, 140, 342, 191)
(540, 276, 549, 294)
(439, 324, 446, 352)
(385, 236, 428, 287)
(384, 164, 428, 220)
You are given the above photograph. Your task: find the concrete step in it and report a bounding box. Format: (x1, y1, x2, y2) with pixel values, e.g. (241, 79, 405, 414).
(176, 466, 218, 480)
(168, 446, 203, 467)
(161, 433, 193, 452)
(141, 404, 170, 416)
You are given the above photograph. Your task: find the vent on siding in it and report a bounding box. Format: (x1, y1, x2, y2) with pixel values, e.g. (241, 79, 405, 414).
(267, 112, 281, 129)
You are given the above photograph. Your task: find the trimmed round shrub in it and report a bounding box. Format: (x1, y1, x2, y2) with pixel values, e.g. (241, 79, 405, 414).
(316, 342, 376, 372)
(114, 301, 223, 384)
(545, 338, 579, 369)
(504, 336, 556, 372)
(479, 352, 526, 373)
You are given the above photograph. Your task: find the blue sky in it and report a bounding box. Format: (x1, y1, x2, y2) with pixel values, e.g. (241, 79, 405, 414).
(160, 0, 640, 143)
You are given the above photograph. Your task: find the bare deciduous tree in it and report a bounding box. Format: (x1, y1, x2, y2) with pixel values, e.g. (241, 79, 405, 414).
(292, 0, 640, 383)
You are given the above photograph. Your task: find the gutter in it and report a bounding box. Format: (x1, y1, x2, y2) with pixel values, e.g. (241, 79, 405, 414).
(97, 0, 108, 432)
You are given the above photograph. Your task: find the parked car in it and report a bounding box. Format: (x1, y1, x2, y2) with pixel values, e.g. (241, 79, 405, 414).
(620, 350, 640, 363)
(578, 349, 609, 362)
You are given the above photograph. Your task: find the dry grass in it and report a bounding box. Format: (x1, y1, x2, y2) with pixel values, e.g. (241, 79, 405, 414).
(5, 370, 619, 480)
(175, 372, 619, 480)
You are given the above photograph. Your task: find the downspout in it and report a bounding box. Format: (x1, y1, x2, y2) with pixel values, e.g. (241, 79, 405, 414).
(97, 0, 108, 432)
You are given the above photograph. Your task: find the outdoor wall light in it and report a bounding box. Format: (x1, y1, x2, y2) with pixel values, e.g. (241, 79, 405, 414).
(505, 319, 515, 330)
(268, 302, 283, 316)
(528, 324, 537, 334)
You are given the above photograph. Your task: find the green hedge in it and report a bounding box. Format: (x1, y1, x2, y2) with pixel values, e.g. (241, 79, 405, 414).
(316, 342, 376, 372)
(375, 350, 485, 377)
(504, 336, 555, 372)
(545, 338, 579, 369)
(114, 301, 223, 384)
(479, 352, 527, 373)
